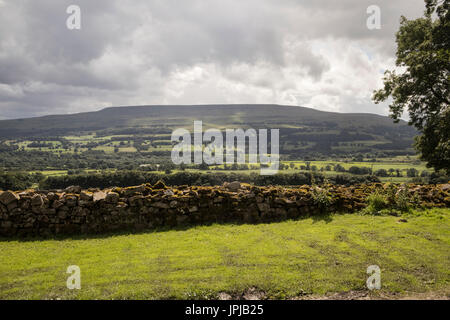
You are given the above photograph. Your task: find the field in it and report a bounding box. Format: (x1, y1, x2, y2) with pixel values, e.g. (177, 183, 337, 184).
(0, 105, 447, 300)
(1, 105, 435, 188)
(23, 157, 433, 184)
(1, 208, 449, 300)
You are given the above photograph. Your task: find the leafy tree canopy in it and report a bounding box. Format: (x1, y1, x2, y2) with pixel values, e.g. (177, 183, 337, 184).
(373, 0, 449, 173)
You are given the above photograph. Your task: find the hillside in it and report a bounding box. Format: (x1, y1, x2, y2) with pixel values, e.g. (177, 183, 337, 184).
(0, 104, 417, 157)
(0, 104, 412, 134)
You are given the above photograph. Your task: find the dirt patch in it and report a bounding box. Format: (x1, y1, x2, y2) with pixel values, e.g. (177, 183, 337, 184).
(218, 287, 266, 300)
(297, 290, 449, 300)
(381, 291, 449, 300)
(295, 290, 371, 300)
(217, 289, 449, 300)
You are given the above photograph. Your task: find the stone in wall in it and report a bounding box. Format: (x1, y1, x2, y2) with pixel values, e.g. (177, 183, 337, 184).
(0, 182, 449, 238)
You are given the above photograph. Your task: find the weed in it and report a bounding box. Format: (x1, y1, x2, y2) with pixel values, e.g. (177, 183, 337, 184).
(311, 186, 332, 212)
(364, 191, 388, 214)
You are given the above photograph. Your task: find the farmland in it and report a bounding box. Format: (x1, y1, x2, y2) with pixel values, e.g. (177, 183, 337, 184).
(0, 106, 448, 301)
(0, 105, 441, 189)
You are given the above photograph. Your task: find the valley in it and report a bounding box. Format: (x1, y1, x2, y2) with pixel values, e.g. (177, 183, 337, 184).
(1, 104, 437, 190)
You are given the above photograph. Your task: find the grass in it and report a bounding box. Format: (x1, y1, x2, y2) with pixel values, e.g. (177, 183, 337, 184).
(0, 208, 449, 300)
(3, 132, 432, 184)
(284, 160, 430, 172)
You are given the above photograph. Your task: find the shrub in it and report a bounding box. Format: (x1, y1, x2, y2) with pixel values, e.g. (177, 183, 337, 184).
(334, 164, 346, 172)
(406, 168, 419, 177)
(365, 185, 415, 214)
(394, 187, 412, 212)
(384, 183, 398, 206)
(374, 169, 389, 177)
(348, 166, 372, 175)
(0, 172, 41, 190)
(365, 191, 388, 213)
(311, 186, 332, 212)
(38, 169, 379, 190)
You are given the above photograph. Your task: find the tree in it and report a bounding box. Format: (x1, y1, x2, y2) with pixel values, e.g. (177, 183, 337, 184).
(199, 163, 210, 170)
(374, 169, 389, 177)
(373, 0, 450, 173)
(407, 168, 419, 177)
(305, 161, 311, 170)
(334, 164, 346, 172)
(388, 168, 396, 177)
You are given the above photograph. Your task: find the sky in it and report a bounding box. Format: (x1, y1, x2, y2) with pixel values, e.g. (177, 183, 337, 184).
(0, 0, 427, 119)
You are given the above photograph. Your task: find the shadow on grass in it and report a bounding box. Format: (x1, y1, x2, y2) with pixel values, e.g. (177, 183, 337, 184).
(311, 212, 334, 224)
(0, 211, 341, 243)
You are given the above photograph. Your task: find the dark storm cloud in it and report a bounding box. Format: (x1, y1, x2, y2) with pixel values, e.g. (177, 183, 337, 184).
(0, 0, 426, 119)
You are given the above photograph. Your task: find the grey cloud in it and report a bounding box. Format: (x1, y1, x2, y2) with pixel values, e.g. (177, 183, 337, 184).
(0, 0, 427, 119)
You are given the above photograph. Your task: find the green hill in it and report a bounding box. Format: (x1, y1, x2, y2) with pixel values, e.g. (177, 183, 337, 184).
(0, 104, 412, 134)
(0, 104, 417, 157)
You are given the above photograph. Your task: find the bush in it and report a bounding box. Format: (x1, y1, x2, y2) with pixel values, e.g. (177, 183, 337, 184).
(365, 191, 388, 213)
(406, 168, 419, 177)
(429, 171, 450, 184)
(0, 172, 42, 190)
(38, 169, 381, 190)
(374, 169, 389, 177)
(311, 186, 332, 213)
(364, 185, 416, 214)
(334, 164, 346, 172)
(394, 187, 412, 212)
(348, 166, 372, 175)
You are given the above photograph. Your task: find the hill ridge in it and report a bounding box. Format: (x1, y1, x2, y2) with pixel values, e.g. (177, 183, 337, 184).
(0, 105, 416, 159)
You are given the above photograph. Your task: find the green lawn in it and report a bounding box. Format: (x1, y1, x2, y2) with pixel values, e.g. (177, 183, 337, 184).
(0, 208, 449, 300)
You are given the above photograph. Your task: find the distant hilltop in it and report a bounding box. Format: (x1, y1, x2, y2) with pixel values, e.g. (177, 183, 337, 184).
(0, 104, 415, 138)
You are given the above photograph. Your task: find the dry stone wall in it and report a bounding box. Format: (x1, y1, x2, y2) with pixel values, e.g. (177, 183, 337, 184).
(0, 181, 449, 237)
